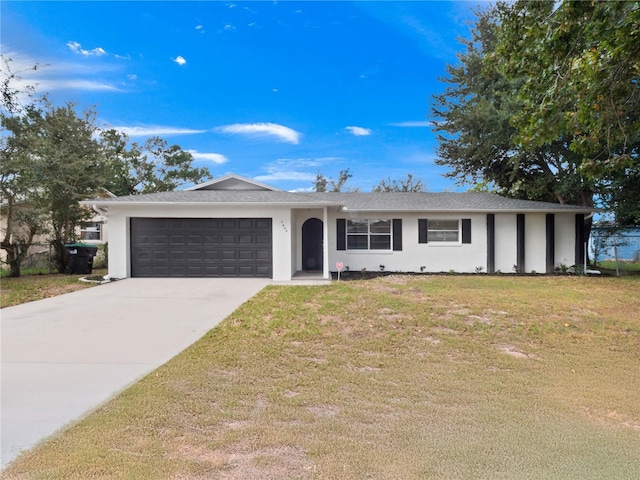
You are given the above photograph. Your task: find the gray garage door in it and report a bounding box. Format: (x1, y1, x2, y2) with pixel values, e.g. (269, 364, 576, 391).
(130, 218, 272, 278)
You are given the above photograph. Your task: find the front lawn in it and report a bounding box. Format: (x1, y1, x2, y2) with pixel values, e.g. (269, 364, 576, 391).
(0, 269, 107, 308)
(3, 276, 639, 479)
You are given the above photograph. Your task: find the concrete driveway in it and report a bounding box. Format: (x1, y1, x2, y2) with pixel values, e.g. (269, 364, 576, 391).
(1, 278, 269, 468)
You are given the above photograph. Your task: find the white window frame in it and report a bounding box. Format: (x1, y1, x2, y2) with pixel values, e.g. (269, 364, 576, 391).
(80, 222, 102, 241)
(346, 219, 392, 251)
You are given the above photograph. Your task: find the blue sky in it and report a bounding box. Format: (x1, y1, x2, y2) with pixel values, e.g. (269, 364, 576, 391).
(2, 1, 485, 192)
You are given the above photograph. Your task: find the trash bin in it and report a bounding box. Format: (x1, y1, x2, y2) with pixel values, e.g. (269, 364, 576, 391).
(64, 243, 98, 274)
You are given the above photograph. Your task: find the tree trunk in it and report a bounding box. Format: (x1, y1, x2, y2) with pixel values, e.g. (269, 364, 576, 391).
(51, 239, 68, 273)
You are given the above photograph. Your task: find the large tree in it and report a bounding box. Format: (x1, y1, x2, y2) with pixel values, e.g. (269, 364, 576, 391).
(1, 57, 48, 277)
(495, 1, 639, 176)
(492, 0, 639, 223)
(431, 5, 594, 208)
(29, 102, 106, 272)
(433, 1, 639, 225)
(100, 129, 212, 196)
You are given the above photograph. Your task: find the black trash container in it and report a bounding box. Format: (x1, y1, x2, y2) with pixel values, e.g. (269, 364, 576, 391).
(64, 244, 98, 274)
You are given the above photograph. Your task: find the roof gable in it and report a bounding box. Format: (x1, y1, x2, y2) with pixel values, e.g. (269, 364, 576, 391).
(186, 174, 281, 192)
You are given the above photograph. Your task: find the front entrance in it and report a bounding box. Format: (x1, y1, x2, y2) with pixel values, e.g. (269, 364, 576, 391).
(302, 218, 323, 271)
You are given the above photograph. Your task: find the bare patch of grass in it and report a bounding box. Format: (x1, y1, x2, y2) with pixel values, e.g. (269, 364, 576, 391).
(3, 276, 640, 479)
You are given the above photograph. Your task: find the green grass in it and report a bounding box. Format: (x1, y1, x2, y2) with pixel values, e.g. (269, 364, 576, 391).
(3, 276, 640, 479)
(0, 269, 106, 308)
(595, 260, 640, 272)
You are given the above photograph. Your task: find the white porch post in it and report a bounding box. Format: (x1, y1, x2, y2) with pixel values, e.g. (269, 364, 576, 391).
(323, 206, 330, 279)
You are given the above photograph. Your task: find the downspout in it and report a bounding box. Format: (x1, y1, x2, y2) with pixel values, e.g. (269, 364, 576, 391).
(91, 204, 109, 218)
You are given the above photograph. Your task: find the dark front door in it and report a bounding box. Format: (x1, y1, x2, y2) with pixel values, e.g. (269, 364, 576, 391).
(302, 218, 323, 271)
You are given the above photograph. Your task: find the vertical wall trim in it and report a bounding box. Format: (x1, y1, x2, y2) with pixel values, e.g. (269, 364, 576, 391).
(575, 214, 585, 266)
(418, 219, 428, 243)
(486, 214, 495, 274)
(336, 218, 346, 251)
(392, 219, 402, 251)
(546, 214, 555, 273)
(461, 219, 472, 244)
(517, 214, 525, 273)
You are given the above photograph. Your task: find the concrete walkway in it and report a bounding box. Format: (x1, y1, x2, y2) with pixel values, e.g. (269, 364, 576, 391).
(1, 278, 269, 468)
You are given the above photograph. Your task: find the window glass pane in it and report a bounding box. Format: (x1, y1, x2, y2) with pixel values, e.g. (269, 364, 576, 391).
(369, 219, 391, 233)
(347, 235, 368, 249)
(347, 219, 368, 234)
(81, 222, 102, 240)
(370, 235, 391, 250)
(427, 220, 458, 231)
(427, 219, 459, 242)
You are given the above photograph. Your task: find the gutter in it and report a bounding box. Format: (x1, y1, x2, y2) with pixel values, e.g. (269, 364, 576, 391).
(91, 204, 109, 217)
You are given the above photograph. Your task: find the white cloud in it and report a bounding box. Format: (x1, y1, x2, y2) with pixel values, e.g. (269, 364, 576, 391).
(67, 41, 107, 57)
(173, 56, 187, 66)
(216, 122, 301, 144)
(254, 157, 341, 183)
(108, 125, 207, 137)
(345, 126, 372, 136)
(388, 121, 432, 127)
(187, 150, 228, 164)
(127, 74, 138, 81)
(36, 79, 121, 92)
(224, 24, 236, 31)
(195, 25, 204, 30)
(2, 49, 123, 98)
(254, 171, 316, 182)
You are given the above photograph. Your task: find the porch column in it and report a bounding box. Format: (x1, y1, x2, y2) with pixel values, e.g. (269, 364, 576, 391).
(517, 214, 525, 273)
(323, 206, 330, 279)
(546, 214, 555, 273)
(486, 214, 495, 274)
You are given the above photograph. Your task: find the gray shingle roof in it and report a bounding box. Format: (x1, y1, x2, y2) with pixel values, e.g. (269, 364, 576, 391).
(84, 190, 594, 213)
(85, 190, 337, 205)
(307, 192, 593, 212)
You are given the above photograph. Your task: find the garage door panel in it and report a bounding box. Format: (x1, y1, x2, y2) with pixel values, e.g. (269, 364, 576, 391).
(204, 235, 220, 245)
(131, 218, 272, 278)
(255, 265, 271, 276)
(255, 250, 271, 261)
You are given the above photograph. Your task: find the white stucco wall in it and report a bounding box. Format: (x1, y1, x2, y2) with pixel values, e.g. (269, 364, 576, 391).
(524, 213, 547, 274)
(105, 204, 293, 281)
(493, 214, 516, 273)
(325, 211, 489, 274)
(103, 203, 582, 281)
(555, 212, 578, 268)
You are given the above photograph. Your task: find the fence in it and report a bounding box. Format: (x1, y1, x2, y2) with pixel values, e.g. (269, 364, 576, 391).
(590, 227, 640, 273)
(1, 242, 108, 273)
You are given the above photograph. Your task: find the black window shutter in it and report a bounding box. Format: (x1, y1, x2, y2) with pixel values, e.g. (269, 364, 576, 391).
(418, 219, 428, 243)
(462, 218, 471, 244)
(392, 219, 402, 251)
(337, 219, 346, 251)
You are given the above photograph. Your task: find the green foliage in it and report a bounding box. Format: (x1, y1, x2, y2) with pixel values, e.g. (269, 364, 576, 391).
(313, 168, 354, 192)
(495, 1, 639, 173)
(101, 130, 212, 196)
(1, 55, 213, 274)
(432, 1, 639, 225)
(431, 5, 594, 208)
(372, 173, 425, 192)
(1, 58, 49, 276)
